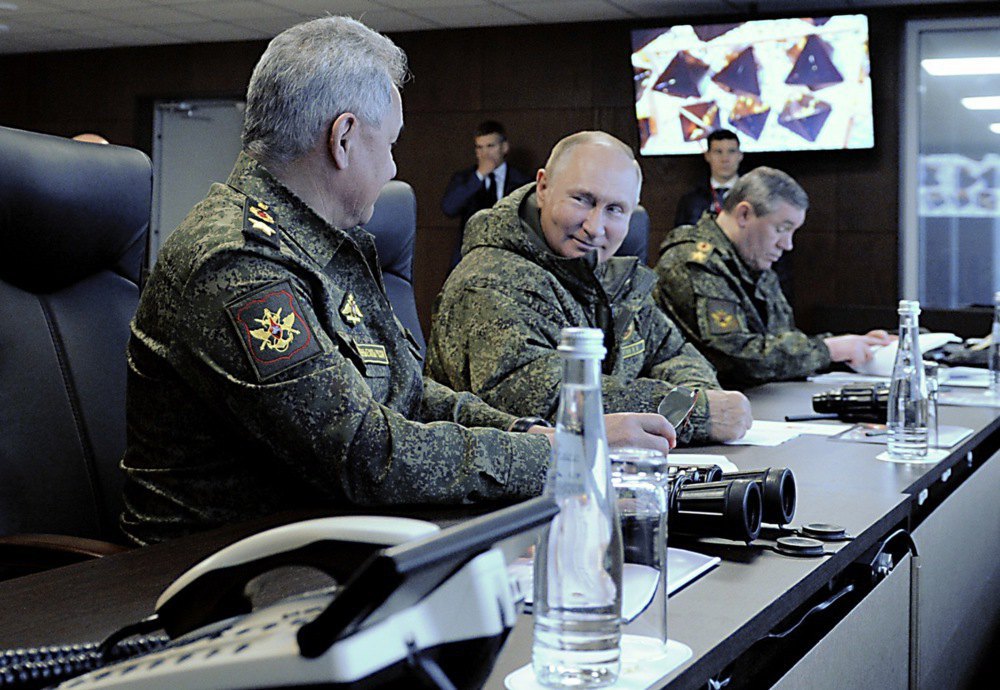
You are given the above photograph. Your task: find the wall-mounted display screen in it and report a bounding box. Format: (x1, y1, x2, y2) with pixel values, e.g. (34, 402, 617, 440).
(632, 15, 874, 155)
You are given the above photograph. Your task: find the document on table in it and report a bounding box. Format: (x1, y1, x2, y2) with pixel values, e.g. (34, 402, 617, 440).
(668, 453, 738, 473)
(939, 389, 1000, 408)
(724, 420, 800, 446)
(509, 547, 721, 617)
(852, 332, 961, 377)
(940, 366, 990, 388)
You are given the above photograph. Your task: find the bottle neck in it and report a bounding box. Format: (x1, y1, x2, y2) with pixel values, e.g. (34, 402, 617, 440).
(561, 356, 602, 388)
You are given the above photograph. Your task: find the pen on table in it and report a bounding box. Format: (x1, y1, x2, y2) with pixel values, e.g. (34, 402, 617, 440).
(865, 430, 888, 437)
(784, 413, 839, 422)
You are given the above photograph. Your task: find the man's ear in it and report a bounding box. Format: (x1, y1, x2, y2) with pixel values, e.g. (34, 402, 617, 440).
(535, 168, 548, 206)
(328, 112, 358, 170)
(733, 200, 754, 225)
(501, 140, 510, 158)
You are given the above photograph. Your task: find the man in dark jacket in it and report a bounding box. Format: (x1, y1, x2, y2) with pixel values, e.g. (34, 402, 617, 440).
(441, 121, 532, 267)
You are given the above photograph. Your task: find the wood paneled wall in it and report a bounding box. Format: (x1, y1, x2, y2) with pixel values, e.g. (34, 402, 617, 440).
(0, 7, 959, 336)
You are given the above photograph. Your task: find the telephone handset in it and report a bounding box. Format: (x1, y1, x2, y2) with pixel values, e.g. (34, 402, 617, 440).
(29, 497, 558, 690)
(154, 515, 440, 638)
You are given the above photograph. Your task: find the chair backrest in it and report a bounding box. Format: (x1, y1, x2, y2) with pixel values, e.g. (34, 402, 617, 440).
(0, 126, 152, 542)
(362, 180, 425, 355)
(616, 204, 650, 264)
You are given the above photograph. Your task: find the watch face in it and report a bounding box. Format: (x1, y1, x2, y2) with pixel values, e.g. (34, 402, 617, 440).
(657, 386, 699, 428)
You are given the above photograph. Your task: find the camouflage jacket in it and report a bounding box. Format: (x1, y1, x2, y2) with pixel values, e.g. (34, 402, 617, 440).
(426, 185, 722, 445)
(653, 215, 832, 388)
(121, 153, 550, 545)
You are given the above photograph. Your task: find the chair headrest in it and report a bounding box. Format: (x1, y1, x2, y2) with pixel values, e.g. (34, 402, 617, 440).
(363, 180, 417, 282)
(0, 125, 152, 292)
(617, 204, 650, 263)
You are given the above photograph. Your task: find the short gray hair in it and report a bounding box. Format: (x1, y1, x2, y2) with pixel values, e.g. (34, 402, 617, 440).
(242, 16, 408, 166)
(544, 131, 643, 204)
(722, 166, 809, 216)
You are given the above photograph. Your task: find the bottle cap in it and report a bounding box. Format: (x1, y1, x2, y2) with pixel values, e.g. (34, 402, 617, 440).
(897, 299, 921, 316)
(558, 327, 606, 359)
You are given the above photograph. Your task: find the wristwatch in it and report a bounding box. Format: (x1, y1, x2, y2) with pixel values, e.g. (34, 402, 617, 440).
(509, 416, 553, 433)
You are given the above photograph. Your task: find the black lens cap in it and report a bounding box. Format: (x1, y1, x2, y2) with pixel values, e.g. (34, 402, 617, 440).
(801, 523, 847, 540)
(775, 536, 826, 557)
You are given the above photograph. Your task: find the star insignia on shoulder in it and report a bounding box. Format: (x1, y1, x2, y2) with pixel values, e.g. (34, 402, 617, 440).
(242, 197, 279, 247)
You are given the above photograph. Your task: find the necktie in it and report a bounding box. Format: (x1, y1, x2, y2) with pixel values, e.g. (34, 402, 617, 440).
(486, 172, 496, 198)
(712, 186, 728, 213)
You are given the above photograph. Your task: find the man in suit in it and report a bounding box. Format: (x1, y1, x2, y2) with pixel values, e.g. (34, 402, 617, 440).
(674, 129, 743, 228)
(441, 120, 532, 266)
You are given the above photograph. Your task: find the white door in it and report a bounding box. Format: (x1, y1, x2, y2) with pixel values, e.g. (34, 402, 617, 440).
(151, 99, 245, 264)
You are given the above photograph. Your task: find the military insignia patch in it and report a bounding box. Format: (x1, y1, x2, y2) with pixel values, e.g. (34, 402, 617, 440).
(621, 339, 646, 360)
(706, 298, 741, 335)
(242, 197, 279, 248)
(356, 343, 389, 365)
(340, 292, 364, 326)
(227, 280, 322, 380)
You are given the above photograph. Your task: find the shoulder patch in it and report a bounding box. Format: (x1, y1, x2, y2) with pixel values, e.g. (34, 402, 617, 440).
(226, 280, 322, 380)
(688, 241, 715, 264)
(242, 197, 280, 248)
(705, 298, 741, 335)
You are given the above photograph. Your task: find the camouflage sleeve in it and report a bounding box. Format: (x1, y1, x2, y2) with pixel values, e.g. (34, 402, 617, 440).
(683, 268, 830, 386)
(180, 252, 550, 507)
(428, 281, 698, 428)
(639, 297, 721, 443)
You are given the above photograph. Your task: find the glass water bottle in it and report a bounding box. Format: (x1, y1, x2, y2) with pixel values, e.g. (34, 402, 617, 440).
(887, 300, 929, 460)
(532, 328, 623, 688)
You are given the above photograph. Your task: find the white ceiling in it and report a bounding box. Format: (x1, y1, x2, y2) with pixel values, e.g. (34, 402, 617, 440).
(0, 0, 993, 55)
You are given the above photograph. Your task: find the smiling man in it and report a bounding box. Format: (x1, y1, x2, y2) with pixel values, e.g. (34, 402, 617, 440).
(427, 131, 753, 446)
(654, 166, 892, 388)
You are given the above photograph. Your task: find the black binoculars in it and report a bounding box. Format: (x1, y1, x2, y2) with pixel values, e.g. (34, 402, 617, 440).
(665, 466, 797, 543)
(812, 383, 889, 423)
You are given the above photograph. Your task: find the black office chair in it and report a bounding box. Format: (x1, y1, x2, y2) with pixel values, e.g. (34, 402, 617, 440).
(617, 204, 650, 264)
(362, 180, 425, 356)
(0, 126, 152, 576)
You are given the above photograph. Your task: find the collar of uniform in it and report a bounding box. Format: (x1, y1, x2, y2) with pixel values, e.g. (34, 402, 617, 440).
(700, 214, 770, 287)
(226, 151, 346, 268)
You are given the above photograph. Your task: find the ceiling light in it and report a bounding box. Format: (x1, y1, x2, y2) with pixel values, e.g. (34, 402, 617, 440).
(991, 123, 1000, 134)
(962, 96, 1000, 110)
(0, 2, 17, 11)
(922, 57, 1000, 76)
(0, 24, 8, 32)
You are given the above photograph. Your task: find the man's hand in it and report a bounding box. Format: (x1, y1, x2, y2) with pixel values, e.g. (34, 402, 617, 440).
(476, 160, 499, 177)
(824, 331, 896, 368)
(528, 413, 677, 456)
(704, 389, 753, 442)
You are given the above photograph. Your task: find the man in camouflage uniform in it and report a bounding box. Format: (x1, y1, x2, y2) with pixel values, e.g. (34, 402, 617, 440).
(121, 19, 674, 545)
(427, 131, 752, 445)
(653, 166, 892, 388)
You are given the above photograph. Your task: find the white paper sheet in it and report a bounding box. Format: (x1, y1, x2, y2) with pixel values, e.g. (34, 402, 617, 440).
(668, 454, 738, 473)
(852, 332, 961, 377)
(723, 419, 804, 446)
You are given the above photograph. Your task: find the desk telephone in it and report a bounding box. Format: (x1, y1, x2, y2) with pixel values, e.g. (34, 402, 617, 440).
(0, 498, 557, 690)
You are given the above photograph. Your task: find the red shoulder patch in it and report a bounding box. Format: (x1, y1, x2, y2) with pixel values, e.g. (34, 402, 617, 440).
(226, 280, 323, 380)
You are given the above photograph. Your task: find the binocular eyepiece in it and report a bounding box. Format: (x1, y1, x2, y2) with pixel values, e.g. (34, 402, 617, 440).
(813, 383, 889, 423)
(666, 465, 797, 543)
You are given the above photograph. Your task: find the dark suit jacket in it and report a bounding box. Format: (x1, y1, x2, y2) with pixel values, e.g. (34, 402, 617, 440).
(442, 164, 533, 268)
(441, 164, 532, 231)
(674, 180, 714, 229)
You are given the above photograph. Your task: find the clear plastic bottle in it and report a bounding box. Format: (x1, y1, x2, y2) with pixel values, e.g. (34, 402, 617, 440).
(532, 328, 623, 688)
(989, 291, 1000, 396)
(887, 300, 929, 459)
